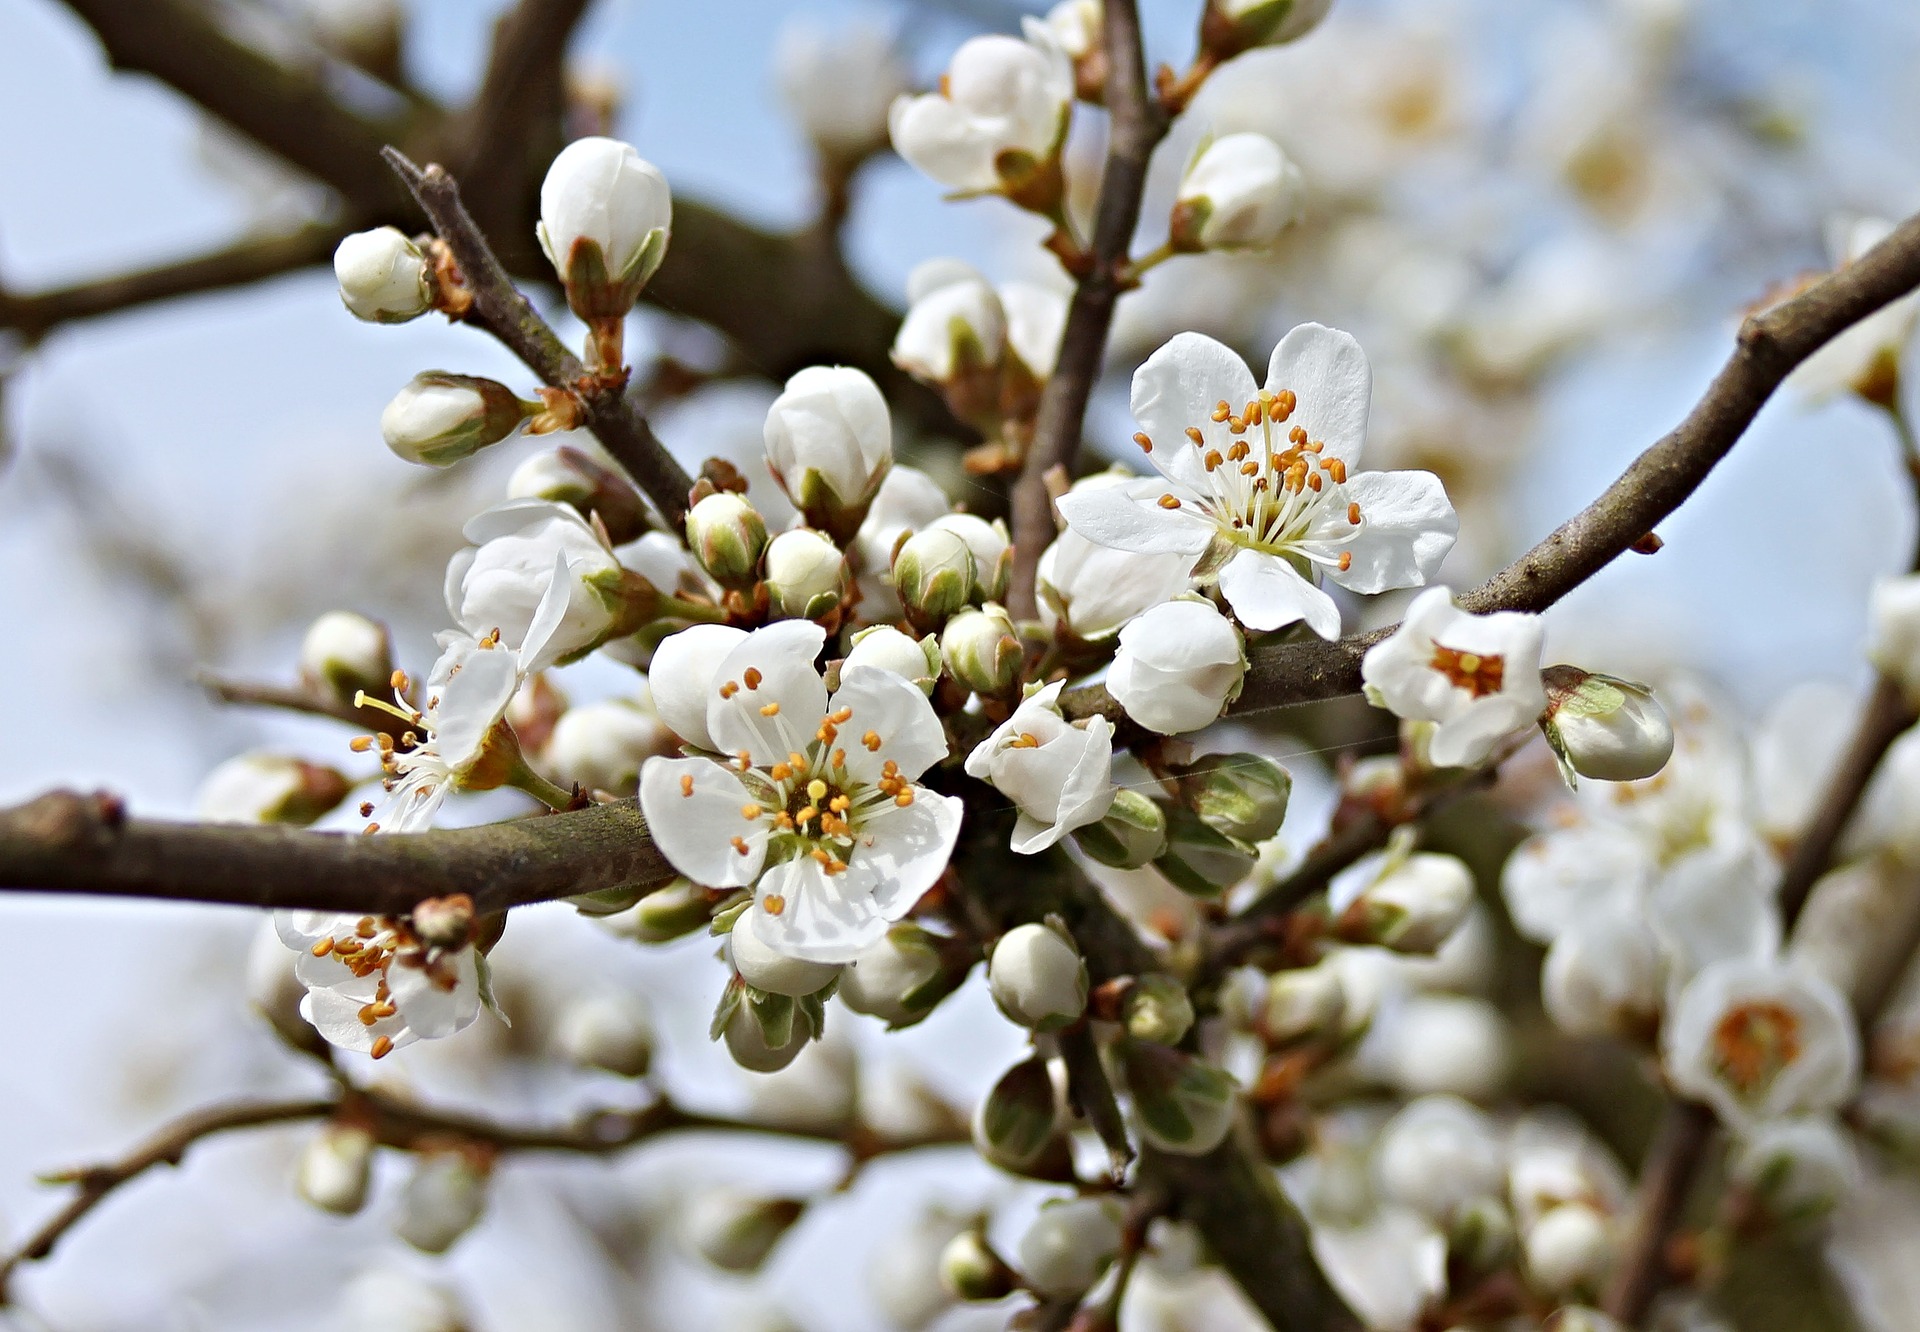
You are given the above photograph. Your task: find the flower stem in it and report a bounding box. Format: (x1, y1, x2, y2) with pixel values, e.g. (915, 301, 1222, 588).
(507, 758, 576, 811)
(1117, 242, 1177, 288)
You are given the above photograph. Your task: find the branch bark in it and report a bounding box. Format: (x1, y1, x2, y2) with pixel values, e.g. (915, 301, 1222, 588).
(0, 790, 671, 915)
(1006, 0, 1167, 620)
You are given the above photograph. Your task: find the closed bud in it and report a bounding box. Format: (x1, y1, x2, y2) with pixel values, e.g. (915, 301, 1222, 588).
(927, 513, 1011, 603)
(1201, 0, 1333, 62)
(763, 528, 846, 620)
(508, 445, 648, 544)
(1017, 1196, 1125, 1299)
(685, 491, 769, 585)
(1261, 962, 1346, 1043)
(381, 372, 528, 467)
(196, 753, 352, 826)
(1073, 788, 1169, 868)
(335, 1266, 468, 1332)
(554, 989, 654, 1077)
(729, 906, 844, 997)
(939, 1227, 1018, 1301)
(333, 226, 431, 323)
(1115, 1037, 1238, 1156)
(844, 625, 942, 695)
(892, 527, 976, 630)
(684, 1189, 806, 1273)
(1153, 805, 1257, 896)
(395, 1150, 490, 1254)
(890, 263, 1007, 423)
(988, 921, 1087, 1032)
(1449, 1196, 1518, 1274)
(1170, 133, 1304, 253)
(1544, 1310, 1628, 1332)
(723, 988, 817, 1073)
(1176, 752, 1292, 844)
(537, 137, 672, 322)
(941, 604, 1023, 697)
(1539, 666, 1674, 784)
(776, 19, 913, 163)
(973, 1056, 1067, 1175)
(1729, 1117, 1858, 1220)
(1334, 852, 1475, 954)
(839, 922, 955, 1028)
(602, 878, 713, 942)
(1521, 1203, 1614, 1297)
(297, 1122, 375, 1215)
(1121, 973, 1196, 1046)
(542, 699, 674, 798)
(764, 366, 894, 543)
(1374, 1095, 1507, 1223)
(298, 609, 393, 707)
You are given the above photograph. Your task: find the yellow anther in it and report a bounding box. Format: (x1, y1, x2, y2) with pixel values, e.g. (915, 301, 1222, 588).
(760, 701, 781, 717)
(764, 894, 787, 916)
(740, 803, 763, 820)
(731, 835, 751, 854)
(1211, 401, 1233, 422)
(350, 736, 374, 753)
(862, 730, 882, 751)
(1158, 494, 1182, 510)
(680, 773, 695, 797)
(1204, 450, 1223, 471)
(1347, 502, 1362, 525)
(1185, 425, 1205, 445)
(719, 680, 739, 699)
(311, 938, 335, 958)
(770, 763, 792, 782)
(831, 748, 847, 769)
(370, 1036, 394, 1059)
(1338, 551, 1353, 572)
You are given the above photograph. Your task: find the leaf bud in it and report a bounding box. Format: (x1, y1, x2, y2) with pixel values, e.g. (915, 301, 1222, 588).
(684, 1189, 806, 1273)
(1072, 788, 1169, 869)
(941, 604, 1024, 698)
(685, 491, 770, 586)
(987, 921, 1088, 1032)
(1152, 805, 1256, 896)
(1175, 751, 1292, 844)
(195, 753, 351, 826)
(380, 371, 529, 467)
(972, 1055, 1071, 1177)
(892, 526, 976, 631)
(599, 878, 715, 942)
(1114, 1037, 1239, 1156)
(1539, 666, 1675, 784)
(333, 226, 431, 323)
(763, 528, 847, 620)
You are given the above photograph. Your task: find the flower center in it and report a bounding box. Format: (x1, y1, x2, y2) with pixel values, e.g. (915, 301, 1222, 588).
(1711, 1001, 1803, 1096)
(1428, 644, 1506, 699)
(307, 914, 463, 1058)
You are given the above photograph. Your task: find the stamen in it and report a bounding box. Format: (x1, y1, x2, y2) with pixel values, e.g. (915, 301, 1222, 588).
(1273, 389, 1297, 419)
(1158, 494, 1182, 510)
(1134, 432, 1154, 453)
(1348, 502, 1362, 525)
(1184, 425, 1205, 445)
(731, 836, 751, 855)
(719, 680, 740, 699)
(311, 938, 335, 958)
(831, 748, 847, 769)
(789, 751, 807, 769)
(1338, 552, 1353, 572)
(1010, 732, 1042, 748)
(770, 762, 792, 781)
(1241, 461, 1260, 476)
(680, 773, 695, 797)
(735, 750, 753, 771)
(350, 736, 374, 753)
(760, 701, 781, 717)
(743, 667, 763, 690)
(740, 803, 763, 820)
(1289, 426, 1307, 445)
(1204, 450, 1223, 471)
(1325, 458, 1347, 484)
(1211, 401, 1233, 422)
(764, 894, 786, 916)
(862, 730, 882, 752)
(370, 1036, 394, 1059)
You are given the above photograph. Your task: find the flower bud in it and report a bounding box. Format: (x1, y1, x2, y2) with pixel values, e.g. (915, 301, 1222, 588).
(685, 491, 770, 585)
(684, 1189, 806, 1273)
(1334, 852, 1475, 954)
(1200, 0, 1333, 62)
(1115, 1038, 1238, 1155)
(892, 527, 976, 630)
(1728, 1117, 1858, 1220)
(333, 226, 431, 323)
(1108, 597, 1246, 734)
(890, 264, 1007, 422)
(1017, 1197, 1125, 1299)
(939, 1227, 1018, 1302)
(554, 988, 654, 1077)
(1121, 973, 1196, 1046)
(867, 1208, 967, 1331)
(600, 878, 713, 942)
(1072, 787, 1169, 868)
(1521, 1203, 1614, 1297)
(380, 372, 528, 467)
(542, 699, 674, 797)
(1153, 805, 1257, 896)
(940, 604, 1023, 697)
(537, 137, 671, 322)
(297, 1122, 375, 1215)
(1450, 1196, 1518, 1274)
(988, 922, 1088, 1032)
(844, 625, 941, 694)
(335, 1265, 468, 1332)
(1176, 752, 1292, 844)
(776, 19, 913, 163)
(729, 906, 844, 997)
(888, 29, 1074, 206)
(764, 366, 894, 542)
(298, 609, 393, 707)
(972, 1056, 1068, 1175)
(927, 513, 1011, 603)
(395, 1150, 490, 1254)
(839, 922, 954, 1028)
(723, 988, 817, 1073)
(1539, 666, 1675, 784)
(1545, 1310, 1628, 1332)
(247, 918, 318, 1050)
(1261, 962, 1346, 1043)
(1870, 573, 1920, 700)
(763, 528, 846, 620)
(510, 445, 649, 542)
(1373, 1095, 1506, 1223)
(1170, 133, 1304, 253)
(1541, 912, 1662, 1041)
(196, 753, 351, 826)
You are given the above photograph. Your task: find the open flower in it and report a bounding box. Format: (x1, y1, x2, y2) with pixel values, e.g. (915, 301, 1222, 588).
(445, 499, 633, 670)
(1056, 326, 1456, 636)
(888, 21, 1073, 200)
(965, 681, 1116, 852)
(638, 621, 963, 962)
(1361, 586, 1547, 768)
(275, 909, 482, 1058)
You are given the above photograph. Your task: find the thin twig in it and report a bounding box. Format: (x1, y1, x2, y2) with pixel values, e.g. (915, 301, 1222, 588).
(1601, 1099, 1716, 1323)
(1006, 0, 1166, 620)
(199, 673, 415, 745)
(381, 150, 696, 526)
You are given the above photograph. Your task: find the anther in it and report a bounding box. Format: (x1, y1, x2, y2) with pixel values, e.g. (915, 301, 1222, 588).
(731, 836, 751, 854)
(350, 736, 374, 753)
(680, 773, 695, 797)
(390, 669, 409, 693)
(1325, 459, 1347, 484)
(740, 803, 763, 820)
(743, 667, 763, 690)
(831, 748, 847, 769)
(1347, 502, 1362, 525)
(1134, 432, 1154, 453)
(736, 750, 754, 771)
(719, 680, 739, 699)
(764, 894, 786, 916)
(1184, 425, 1205, 445)
(370, 1036, 394, 1059)
(1211, 401, 1232, 422)
(311, 938, 336, 958)
(1289, 426, 1307, 445)
(1158, 494, 1182, 509)
(759, 701, 780, 717)
(770, 762, 792, 782)
(1204, 450, 1223, 471)
(862, 730, 882, 751)
(1338, 551, 1353, 572)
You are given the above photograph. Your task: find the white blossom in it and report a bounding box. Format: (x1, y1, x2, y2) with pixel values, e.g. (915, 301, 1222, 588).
(1793, 216, 1917, 403)
(1037, 474, 1194, 639)
(1172, 133, 1305, 252)
(728, 904, 843, 996)
(1107, 597, 1246, 734)
(1869, 572, 1920, 699)
(1057, 326, 1456, 635)
(333, 1266, 467, 1332)
(333, 226, 431, 323)
(1361, 587, 1546, 768)
(1729, 1116, 1859, 1217)
(638, 621, 963, 962)
(553, 988, 654, 1077)
(445, 499, 627, 669)
(536, 137, 671, 317)
(849, 465, 953, 621)
(541, 698, 673, 796)
(1304, 1206, 1447, 1332)
(775, 19, 912, 159)
(926, 512, 1011, 601)
(843, 626, 940, 694)
(838, 923, 946, 1026)
(299, 609, 392, 704)
(1332, 850, 1476, 954)
(650, 623, 747, 752)
(196, 752, 347, 826)
(275, 909, 483, 1058)
(297, 1123, 375, 1214)
(888, 22, 1074, 196)
(891, 262, 1007, 385)
(1372, 1095, 1506, 1222)
(964, 681, 1116, 852)
(1522, 1202, 1614, 1297)
(1018, 1196, 1125, 1299)
(395, 1150, 489, 1253)
(1002, 279, 1070, 379)
(763, 365, 893, 522)
(1541, 909, 1663, 1039)
(380, 372, 525, 467)
(987, 922, 1088, 1031)
(763, 528, 846, 619)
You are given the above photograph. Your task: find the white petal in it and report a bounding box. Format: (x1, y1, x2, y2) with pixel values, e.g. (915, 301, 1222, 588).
(638, 757, 766, 887)
(388, 949, 482, 1040)
(650, 624, 747, 751)
(1263, 323, 1372, 465)
(1427, 697, 1537, 768)
(1217, 548, 1342, 636)
(303, 987, 412, 1055)
(1056, 485, 1213, 557)
(1130, 332, 1259, 488)
(1324, 471, 1458, 595)
(707, 621, 830, 766)
(830, 665, 949, 784)
(858, 789, 965, 920)
(430, 647, 519, 769)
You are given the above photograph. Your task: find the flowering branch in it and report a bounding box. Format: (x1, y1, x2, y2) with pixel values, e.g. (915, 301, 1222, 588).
(0, 790, 672, 916)
(1006, 0, 1167, 620)
(1059, 207, 1920, 724)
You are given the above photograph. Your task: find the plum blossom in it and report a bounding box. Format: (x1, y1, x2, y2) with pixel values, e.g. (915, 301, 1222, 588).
(274, 908, 484, 1058)
(1106, 597, 1246, 734)
(445, 499, 632, 669)
(965, 681, 1116, 852)
(1360, 586, 1547, 768)
(1057, 325, 1456, 636)
(639, 621, 963, 962)
(888, 22, 1073, 198)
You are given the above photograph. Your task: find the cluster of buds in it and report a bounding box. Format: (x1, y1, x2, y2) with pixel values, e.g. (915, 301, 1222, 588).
(1076, 750, 1290, 889)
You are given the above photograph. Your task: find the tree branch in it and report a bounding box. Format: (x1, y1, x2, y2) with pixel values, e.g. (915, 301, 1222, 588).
(0, 790, 671, 915)
(199, 673, 416, 746)
(1059, 207, 1920, 724)
(1006, 0, 1166, 620)
(381, 149, 696, 526)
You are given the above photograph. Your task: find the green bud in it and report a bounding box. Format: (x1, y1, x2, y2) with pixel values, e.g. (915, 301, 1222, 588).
(685, 1190, 806, 1273)
(892, 527, 976, 630)
(1200, 0, 1331, 63)
(1153, 805, 1257, 896)
(1073, 788, 1170, 868)
(972, 1056, 1071, 1178)
(1176, 752, 1292, 843)
(938, 1227, 1018, 1302)
(600, 878, 715, 941)
(763, 528, 846, 620)
(380, 371, 530, 466)
(941, 604, 1023, 697)
(1121, 973, 1196, 1046)
(1449, 1196, 1518, 1274)
(1539, 665, 1675, 786)
(1114, 1037, 1239, 1156)
(684, 491, 769, 585)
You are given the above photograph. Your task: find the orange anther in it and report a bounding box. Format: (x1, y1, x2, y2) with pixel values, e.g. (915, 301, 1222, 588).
(370, 1036, 394, 1060)
(1158, 494, 1182, 510)
(764, 894, 787, 916)
(760, 701, 781, 717)
(1134, 432, 1154, 452)
(1347, 502, 1362, 525)
(743, 667, 763, 690)
(680, 773, 695, 797)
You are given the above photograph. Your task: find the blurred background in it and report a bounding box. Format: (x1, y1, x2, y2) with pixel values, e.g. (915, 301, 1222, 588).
(0, 0, 1917, 1327)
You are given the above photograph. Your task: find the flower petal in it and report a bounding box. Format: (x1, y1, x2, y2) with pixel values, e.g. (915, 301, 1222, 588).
(1217, 548, 1342, 636)
(1264, 322, 1372, 465)
(648, 624, 746, 751)
(1130, 332, 1259, 489)
(707, 621, 830, 766)
(638, 757, 766, 887)
(388, 948, 481, 1040)
(1320, 471, 1457, 595)
(830, 665, 949, 784)
(1056, 485, 1213, 557)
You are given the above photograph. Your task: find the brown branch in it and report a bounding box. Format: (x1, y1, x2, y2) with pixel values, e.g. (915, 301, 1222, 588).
(382, 149, 697, 526)
(1006, 0, 1167, 620)
(0, 790, 671, 915)
(1060, 207, 1920, 724)
(199, 673, 415, 745)
(1602, 1099, 1716, 1324)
